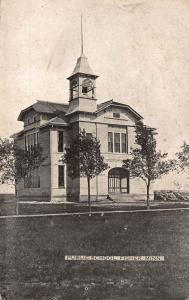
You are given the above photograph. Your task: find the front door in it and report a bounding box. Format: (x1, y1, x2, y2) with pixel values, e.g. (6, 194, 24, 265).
(108, 168, 129, 194)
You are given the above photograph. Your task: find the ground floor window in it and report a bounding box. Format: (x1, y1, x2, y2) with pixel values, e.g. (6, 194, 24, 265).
(58, 165, 65, 187)
(108, 167, 129, 193)
(24, 168, 40, 188)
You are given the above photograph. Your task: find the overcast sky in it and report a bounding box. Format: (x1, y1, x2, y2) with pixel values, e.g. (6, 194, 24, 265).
(0, 0, 189, 192)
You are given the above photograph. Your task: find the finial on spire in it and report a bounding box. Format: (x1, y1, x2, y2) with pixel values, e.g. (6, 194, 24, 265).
(81, 15, 84, 55)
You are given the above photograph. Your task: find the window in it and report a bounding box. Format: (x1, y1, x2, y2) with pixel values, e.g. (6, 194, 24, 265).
(24, 168, 40, 188)
(108, 132, 113, 152)
(34, 132, 39, 148)
(58, 131, 64, 152)
(121, 133, 127, 153)
(25, 132, 39, 151)
(71, 80, 78, 99)
(82, 79, 94, 97)
(82, 86, 88, 94)
(86, 133, 92, 138)
(24, 136, 27, 150)
(58, 165, 65, 187)
(113, 112, 120, 118)
(114, 133, 120, 153)
(108, 131, 128, 153)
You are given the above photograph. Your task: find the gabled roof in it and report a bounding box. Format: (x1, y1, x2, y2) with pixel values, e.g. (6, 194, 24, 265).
(39, 116, 69, 129)
(96, 99, 143, 120)
(10, 130, 24, 139)
(67, 53, 98, 79)
(12, 116, 69, 137)
(18, 100, 69, 121)
(48, 116, 69, 126)
(97, 99, 114, 111)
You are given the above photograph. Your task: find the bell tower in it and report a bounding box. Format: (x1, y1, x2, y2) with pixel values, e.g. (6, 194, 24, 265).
(66, 17, 98, 115)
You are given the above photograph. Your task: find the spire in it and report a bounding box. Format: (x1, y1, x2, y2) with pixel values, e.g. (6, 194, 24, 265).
(67, 16, 98, 80)
(81, 15, 84, 55)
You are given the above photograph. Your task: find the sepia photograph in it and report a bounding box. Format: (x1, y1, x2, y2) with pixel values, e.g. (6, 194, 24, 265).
(0, 0, 189, 299)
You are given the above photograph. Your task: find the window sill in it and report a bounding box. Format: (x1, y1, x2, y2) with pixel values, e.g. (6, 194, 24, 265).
(105, 116, 128, 121)
(24, 187, 41, 189)
(107, 152, 129, 155)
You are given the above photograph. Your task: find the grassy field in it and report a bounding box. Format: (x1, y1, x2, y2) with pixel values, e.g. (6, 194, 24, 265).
(0, 210, 189, 299)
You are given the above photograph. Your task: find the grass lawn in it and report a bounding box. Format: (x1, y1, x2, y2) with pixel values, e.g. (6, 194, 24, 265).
(0, 209, 189, 299)
(17, 200, 189, 215)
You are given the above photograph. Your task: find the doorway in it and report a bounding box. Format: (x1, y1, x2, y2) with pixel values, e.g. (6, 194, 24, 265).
(108, 168, 129, 194)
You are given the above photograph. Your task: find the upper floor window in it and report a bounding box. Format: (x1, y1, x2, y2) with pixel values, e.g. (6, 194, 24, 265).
(113, 112, 120, 118)
(108, 131, 128, 153)
(121, 133, 127, 153)
(25, 132, 39, 151)
(58, 131, 64, 152)
(114, 133, 120, 153)
(108, 132, 113, 152)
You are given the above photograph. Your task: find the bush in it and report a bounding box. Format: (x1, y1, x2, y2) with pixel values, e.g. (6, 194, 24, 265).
(154, 190, 189, 202)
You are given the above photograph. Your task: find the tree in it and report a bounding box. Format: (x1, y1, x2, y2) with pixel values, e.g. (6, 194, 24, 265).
(0, 138, 44, 214)
(123, 123, 176, 209)
(62, 129, 109, 212)
(176, 142, 189, 176)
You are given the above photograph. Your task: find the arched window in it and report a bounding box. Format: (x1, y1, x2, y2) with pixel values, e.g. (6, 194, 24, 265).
(108, 168, 129, 194)
(82, 79, 94, 97)
(71, 80, 78, 99)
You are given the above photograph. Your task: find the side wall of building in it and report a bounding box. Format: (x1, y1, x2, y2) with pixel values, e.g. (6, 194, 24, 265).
(17, 127, 51, 202)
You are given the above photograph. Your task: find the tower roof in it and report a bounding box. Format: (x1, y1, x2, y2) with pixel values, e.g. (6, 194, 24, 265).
(67, 16, 98, 80)
(67, 53, 98, 79)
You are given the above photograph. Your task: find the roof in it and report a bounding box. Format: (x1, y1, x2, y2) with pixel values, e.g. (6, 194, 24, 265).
(18, 100, 69, 121)
(17, 98, 142, 124)
(67, 53, 98, 79)
(96, 99, 143, 120)
(10, 130, 24, 139)
(12, 116, 69, 137)
(97, 99, 114, 111)
(48, 116, 69, 126)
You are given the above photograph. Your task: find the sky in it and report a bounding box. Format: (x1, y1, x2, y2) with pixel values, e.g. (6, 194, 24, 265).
(0, 0, 189, 192)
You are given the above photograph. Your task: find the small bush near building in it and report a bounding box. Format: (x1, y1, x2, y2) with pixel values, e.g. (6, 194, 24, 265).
(154, 190, 189, 202)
